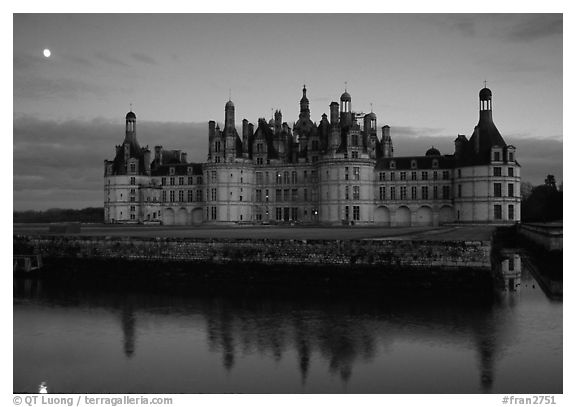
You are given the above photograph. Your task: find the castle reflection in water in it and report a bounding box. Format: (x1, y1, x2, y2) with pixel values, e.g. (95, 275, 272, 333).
(14, 249, 561, 394)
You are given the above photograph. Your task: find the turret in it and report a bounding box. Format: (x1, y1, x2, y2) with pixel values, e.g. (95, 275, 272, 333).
(125, 111, 136, 143)
(340, 89, 352, 128)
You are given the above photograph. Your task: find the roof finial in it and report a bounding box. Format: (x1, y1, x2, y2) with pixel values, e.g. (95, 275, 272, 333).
(483, 80, 487, 88)
(370, 102, 373, 113)
(129, 102, 133, 112)
(228, 88, 231, 101)
(344, 81, 348, 92)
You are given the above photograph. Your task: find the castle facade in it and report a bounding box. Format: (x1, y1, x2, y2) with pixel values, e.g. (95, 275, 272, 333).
(104, 85, 521, 226)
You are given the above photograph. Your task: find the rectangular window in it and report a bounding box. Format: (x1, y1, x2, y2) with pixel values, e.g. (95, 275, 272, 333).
(284, 171, 290, 184)
(494, 167, 502, 177)
(509, 152, 514, 161)
(130, 177, 136, 185)
(188, 177, 193, 185)
(390, 187, 396, 200)
(433, 171, 438, 180)
(494, 204, 502, 220)
(442, 171, 450, 180)
(353, 186, 360, 200)
(130, 214, 136, 220)
(256, 189, 262, 202)
(130, 163, 136, 173)
(197, 176, 202, 185)
(211, 188, 217, 201)
(353, 206, 360, 221)
(508, 204, 515, 220)
(421, 186, 429, 200)
(161, 177, 166, 186)
(433, 186, 438, 200)
(421, 171, 428, 181)
(170, 190, 175, 202)
(494, 183, 502, 197)
(400, 186, 407, 200)
(170, 177, 175, 186)
(276, 208, 282, 221)
(211, 171, 217, 182)
(457, 169, 462, 178)
(265, 189, 269, 202)
(256, 172, 263, 184)
(345, 186, 349, 200)
(130, 196, 135, 202)
(178, 190, 184, 202)
(188, 190, 193, 202)
(508, 167, 514, 177)
(494, 151, 501, 161)
(442, 185, 450, 200)
(292, 189, 298, 201)
(379, 186, 386, 201)
(130, 206, 135, 212)
(196, 189, 202, 202)
(411, 186, 417, 200)
(291, 207, 298, 220)
(379, 172, 385, 182)
(508, 184, 514, 197)
(390, 172, 396, 181)
(312, 140, 319, 150)
(345, 206, 350, 221)
(179, 177, 184, 185)
(351, 151, 358, 159)
(400, 172, 406, 181)
(345, 167, 349, 180)
(211, 207, 217, 220)
(276, 189, 282, 202)
(304, 189, 308, 201)
(353, 167, 360, 181)
(162, 190, 167, 202)
(304, 171, 308, 180)
(256, 157, 263, 165)
(411, 171, 417, 181)
(292, 171, 298, 184)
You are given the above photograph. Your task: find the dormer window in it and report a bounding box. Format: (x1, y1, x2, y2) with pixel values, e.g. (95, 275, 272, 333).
(390, 160, 396, 169)
(187, 167, 193, 174)
(432, 159, 439, 169)
(411, 160, 417, 169)
(169, 167, 175, 175)
(493, 150, 501, 161)
(508, 152, 514, 162)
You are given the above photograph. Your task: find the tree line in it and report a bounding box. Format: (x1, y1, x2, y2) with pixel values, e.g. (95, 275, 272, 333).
(13, 207, 104, 223)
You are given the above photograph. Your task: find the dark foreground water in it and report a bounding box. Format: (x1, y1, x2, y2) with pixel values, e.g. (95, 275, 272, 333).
(13, 253, 562, 394)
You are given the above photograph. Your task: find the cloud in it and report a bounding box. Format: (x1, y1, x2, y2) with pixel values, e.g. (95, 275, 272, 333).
(12, 118, 562, 210)
(95, 52, 130, 67)
(61, 53, 93, 67)
(131, 52, 157, 65)
(505, 14, 562, 42)
(13, 76, 104, 100)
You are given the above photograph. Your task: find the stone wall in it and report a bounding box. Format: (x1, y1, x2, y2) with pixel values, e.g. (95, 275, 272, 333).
(14, 235, 491, 269)
(519, 223, 563, 252)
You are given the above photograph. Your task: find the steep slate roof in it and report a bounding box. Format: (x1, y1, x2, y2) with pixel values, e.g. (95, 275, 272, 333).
(375, 155, 455, 171)
(253, 119, 279, 160)
(151, 163, 203, 176)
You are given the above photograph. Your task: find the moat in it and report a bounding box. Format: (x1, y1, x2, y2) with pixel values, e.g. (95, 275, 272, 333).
(13, 247, 562, 394)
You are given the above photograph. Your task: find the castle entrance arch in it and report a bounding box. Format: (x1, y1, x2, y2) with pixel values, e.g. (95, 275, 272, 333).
(163, 208, 175, 225)
(176, 208, 188, 225)
(439, 205, 454, 224)
(416, 206, 433, 226)
(374, 206, 391, 226)
(396, 206, 411, 227)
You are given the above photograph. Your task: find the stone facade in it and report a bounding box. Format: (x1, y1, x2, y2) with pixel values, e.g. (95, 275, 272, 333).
(104, 85, 521, 226)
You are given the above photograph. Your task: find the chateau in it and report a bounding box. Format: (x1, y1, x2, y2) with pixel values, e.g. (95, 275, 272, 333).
(104, 85, 521, 226)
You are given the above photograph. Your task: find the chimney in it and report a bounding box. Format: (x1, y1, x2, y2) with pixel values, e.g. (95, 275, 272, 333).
(143, 150, 151, 175)
(154, 146, 162, 164)
(181, 152, 187, 163)
(330, 102, 339, 126)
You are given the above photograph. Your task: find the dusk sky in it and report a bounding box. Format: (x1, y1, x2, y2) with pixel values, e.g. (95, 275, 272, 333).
(13, 13, 563, 210)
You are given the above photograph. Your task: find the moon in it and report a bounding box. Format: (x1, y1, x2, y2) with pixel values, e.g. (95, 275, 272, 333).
(43, 49, 51, 58)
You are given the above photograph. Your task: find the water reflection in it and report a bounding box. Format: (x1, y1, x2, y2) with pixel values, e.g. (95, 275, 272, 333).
(13, 252, 562, 393)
